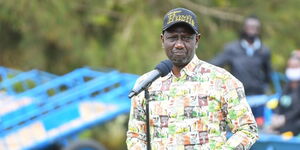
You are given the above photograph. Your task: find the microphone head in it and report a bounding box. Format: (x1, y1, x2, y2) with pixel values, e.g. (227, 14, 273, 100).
(155, 59, 173, 77)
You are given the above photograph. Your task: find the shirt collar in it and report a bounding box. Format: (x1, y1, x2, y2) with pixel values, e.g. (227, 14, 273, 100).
(240, 38, 261, 51)
(160, 55, 200, 81)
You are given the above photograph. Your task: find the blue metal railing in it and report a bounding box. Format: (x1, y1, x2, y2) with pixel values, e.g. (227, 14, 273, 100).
(16, 67, 105, 99)
(0, 66, 21, 83)
(0, 71, 120, 132)
(0, 69, 57, 95)
(0, 66, 138, 150)
(252, 133, 300, 150)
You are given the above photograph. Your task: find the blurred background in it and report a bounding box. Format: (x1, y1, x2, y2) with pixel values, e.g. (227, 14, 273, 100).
(1, 0, 300, 150)
(1, 0, 300, 74)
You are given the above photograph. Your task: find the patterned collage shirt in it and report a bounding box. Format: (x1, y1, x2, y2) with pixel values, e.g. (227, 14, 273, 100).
(127, 55, 258, 150)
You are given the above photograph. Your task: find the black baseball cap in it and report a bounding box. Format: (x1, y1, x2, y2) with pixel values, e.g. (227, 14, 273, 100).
(162, 8, 199, 34)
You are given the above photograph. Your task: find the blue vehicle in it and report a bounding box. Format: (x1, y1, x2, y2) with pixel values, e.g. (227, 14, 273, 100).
(0, 67, 138, 150)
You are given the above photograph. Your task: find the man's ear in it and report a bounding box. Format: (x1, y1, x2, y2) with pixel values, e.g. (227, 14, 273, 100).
(195, 34, 201, 49)
(161, 34, 165, 49)
(196, 34, 201, 43)
(160, 33, 164, 43)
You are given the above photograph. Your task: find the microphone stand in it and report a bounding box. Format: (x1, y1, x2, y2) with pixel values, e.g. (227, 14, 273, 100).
(144, 88, 151, 150)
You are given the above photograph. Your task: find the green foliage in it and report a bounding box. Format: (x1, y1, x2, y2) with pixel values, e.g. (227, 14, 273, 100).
(1, 0, 299, 74)
(1, 0, 299, 75)
(79, 115, 129, 150)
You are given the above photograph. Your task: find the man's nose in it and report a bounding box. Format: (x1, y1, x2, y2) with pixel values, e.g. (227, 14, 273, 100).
(175, 40, 184, 49)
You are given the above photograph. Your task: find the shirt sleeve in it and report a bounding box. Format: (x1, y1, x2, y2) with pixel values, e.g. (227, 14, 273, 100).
(126, 90, 148, 150)
(221, 76, 259, 150)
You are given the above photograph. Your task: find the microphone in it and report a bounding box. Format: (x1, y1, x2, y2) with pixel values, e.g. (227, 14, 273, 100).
(128, 59, 173, 98)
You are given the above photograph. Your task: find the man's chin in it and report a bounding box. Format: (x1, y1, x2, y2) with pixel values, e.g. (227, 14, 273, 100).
(171, 59, 188, 67)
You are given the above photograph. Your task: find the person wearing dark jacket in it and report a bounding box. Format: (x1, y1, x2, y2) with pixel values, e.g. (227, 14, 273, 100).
(267, 50, 300, 136)
(211, 15, 273, 127)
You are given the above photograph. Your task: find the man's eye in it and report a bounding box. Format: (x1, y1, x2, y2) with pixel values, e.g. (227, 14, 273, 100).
(167, 37, 177, 41)
(183, 36, 193, 41)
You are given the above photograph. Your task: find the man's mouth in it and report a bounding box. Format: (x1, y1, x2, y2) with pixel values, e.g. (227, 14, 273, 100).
(172, 51, 186, 56)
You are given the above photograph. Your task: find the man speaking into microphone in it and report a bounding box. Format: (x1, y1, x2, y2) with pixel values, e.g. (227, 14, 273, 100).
(126, 8, 258, 150)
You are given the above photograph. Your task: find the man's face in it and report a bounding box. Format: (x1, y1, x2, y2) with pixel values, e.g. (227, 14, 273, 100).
(161, 23, 200, 67)
(243, 18, 261, 37)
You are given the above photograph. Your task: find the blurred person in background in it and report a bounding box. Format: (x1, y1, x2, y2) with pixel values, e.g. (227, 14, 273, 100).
(266, 50, 300, 137)
(127, 8, 258, 150)
(210, 15, 273, 127)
